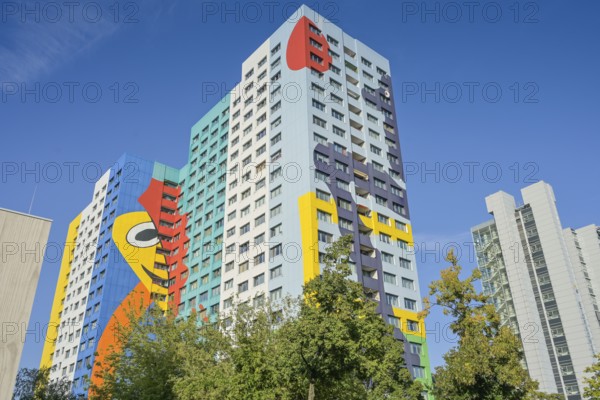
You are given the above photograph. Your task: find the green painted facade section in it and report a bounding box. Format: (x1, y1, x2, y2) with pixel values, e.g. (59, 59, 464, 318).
(152, 162, 182, 183)
(405, 333, 434, 399)
(177, 94, 231, 320)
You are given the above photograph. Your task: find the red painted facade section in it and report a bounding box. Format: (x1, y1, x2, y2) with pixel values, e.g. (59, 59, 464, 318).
(286, 16, 331, 72)
(139, 179, 189, 314)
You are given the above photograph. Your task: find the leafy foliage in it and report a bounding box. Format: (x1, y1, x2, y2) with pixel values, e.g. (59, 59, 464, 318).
(584, 354, 600, 399)
(91, 235, 422, 400)
(12, 367, 75, 400)
(423, 250, 562, 400)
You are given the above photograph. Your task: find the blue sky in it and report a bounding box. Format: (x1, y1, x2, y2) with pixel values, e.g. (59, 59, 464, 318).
(1, 0, 599, 372)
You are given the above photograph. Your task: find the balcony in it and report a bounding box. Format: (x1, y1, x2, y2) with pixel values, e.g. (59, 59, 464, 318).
(354, 174, 370, 195)
(351, 142, 367, 160)
(362, 274, 379, 291)
(361, 254, 378, 269)
(353, 158, 368, 176)
(359, 233, 374, 249)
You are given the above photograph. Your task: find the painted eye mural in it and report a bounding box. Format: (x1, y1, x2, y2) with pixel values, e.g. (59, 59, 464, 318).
(126, 221, 160, 248)
(111, 210, 169, 297)
(90, 178, 188, 395)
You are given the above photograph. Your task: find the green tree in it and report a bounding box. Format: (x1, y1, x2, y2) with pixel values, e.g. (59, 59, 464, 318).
(282, 235, 423, 400)
(423, 249, 562, 400)
(90, 304, 200, 400)
(173, 301, 291, 400)
(584, 354, 600, 399)
(92, 236, 423, 400)
(12, 367, 75, 400)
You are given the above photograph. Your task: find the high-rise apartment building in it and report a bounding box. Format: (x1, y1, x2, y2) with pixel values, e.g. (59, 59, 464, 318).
(472, 181, 600, 399)
(40, 154, 184, 396)
(0, 208, 51, 400)
(41, 5, 432, 398)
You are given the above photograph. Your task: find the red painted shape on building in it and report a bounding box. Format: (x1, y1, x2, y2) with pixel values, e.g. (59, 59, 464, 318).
(139, 178, 190, 314)
(286, 16, 331, 72)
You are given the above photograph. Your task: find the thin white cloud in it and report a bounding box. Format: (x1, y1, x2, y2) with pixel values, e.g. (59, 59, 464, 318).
(0, 0, 175, 83)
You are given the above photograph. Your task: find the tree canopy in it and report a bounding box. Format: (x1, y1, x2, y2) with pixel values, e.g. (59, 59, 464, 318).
(90, 235, 423, 400)
(422, 249, 562, 400)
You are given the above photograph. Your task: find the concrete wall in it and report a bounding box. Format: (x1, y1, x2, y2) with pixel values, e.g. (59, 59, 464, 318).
(0, 208, 51, 400)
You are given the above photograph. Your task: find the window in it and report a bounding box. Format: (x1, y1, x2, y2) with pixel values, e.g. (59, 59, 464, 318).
(313, 132, 327, 145)
(255, 195, 265, 208)
(271, 185, 282, 198)
(270, 167, 282, 181)
(317, 210, 332, 223)
(270, 204, 282, 217)
(400, 258, 412, 270)
(315, 170, 329, 183)
(255, 214, 266, 226)
(379, 233, 391, 244)
(270, 265, 282, 279)
(336, 179, 350, 191)
(374, 178, 386, 189)
(402, 278, 415, 290)
(410, 343, 422, 355)
(310, 52, 323, 64)
(561, 365, 574, 375)
(271, 132, 281, 145)
(270, 244, 283, 259)
(542, 292, 555, 302)
(396, 221, 408, 232)
(338, 198, 351, 211)
(383, 272, 397, 285)
(313, 115, 326, 128)
(332, 125, 345, 137)
(225, 261, 235, 273)
(270, 224, 283, 237)
(315, 151, 328, 163)
(312, 99, 325, 111)
(335, 160, 348, 173)
(240, 223, 250, 235)
(556, 345, 569, 356)
(407, 320, 420, 332)
(330, 94, 343, 105)
(238, 281, 249, 293)
(270, 287, 282, 300)
(329, 78, 341, 90)
(404, 298, 417, 310)
(253, 273, 265, 286)
(387, 316, 400, 328)
(339, 218, 352, 230)
(331, 109, 344, 121)
(412, 366, 425, 379)
(370, 144, 382, 155)
(386, 294, 399, 307)
(551, 327, 564, 337)
(333, 143, 346, 154)
(316, 189, 330, 201)
(271, 101, 281, 113)
(318, 230, 333, 243)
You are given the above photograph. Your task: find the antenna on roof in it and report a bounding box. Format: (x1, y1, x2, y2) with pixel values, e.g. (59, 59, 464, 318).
(28, 184, 38, 214)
